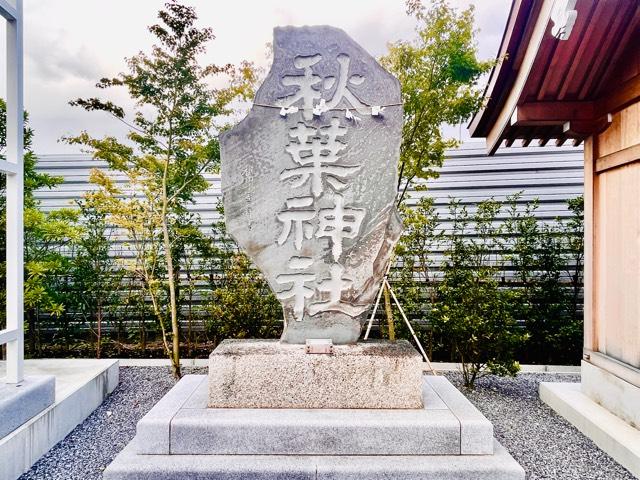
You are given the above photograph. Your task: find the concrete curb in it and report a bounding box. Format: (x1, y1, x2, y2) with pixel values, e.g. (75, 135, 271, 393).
(0, 359, 119, 480)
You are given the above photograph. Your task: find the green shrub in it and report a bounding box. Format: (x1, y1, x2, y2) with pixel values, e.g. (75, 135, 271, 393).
(207, 254, 281, 342)
(431, 199, 527, 388)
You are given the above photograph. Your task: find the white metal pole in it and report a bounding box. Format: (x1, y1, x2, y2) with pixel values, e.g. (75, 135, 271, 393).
(385, 278, 436, 375)
(5, 0, 24, 384)
(363, 280, 385, 340)
(363, 261, 393, 341)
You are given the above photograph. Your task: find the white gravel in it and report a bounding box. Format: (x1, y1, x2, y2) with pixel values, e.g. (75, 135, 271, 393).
(445, 372, 635, 480)
(18, 367, 636, 480)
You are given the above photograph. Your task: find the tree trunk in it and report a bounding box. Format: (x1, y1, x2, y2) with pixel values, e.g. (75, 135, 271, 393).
(96, 299, 102, 359)
(383, 283, 395, 341)
(162, 215, 181, 379)
(160, 187, 181, 378)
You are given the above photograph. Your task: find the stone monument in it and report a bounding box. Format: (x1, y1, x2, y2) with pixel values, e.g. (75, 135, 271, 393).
(220, 25, 402, 345)
(104, 26, 525, 480)
(209, 24, 422, 410)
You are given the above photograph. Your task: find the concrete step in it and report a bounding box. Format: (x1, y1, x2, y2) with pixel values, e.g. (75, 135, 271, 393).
(135, 375, 494, 456)
(106, 374, 524, 479)
(0, 376, 55, 439)
(0, 359, 119, 480)
(104, 438, 525, 480)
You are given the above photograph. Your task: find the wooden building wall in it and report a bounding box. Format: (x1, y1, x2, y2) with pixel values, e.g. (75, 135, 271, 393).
(586, 68, 640, 378)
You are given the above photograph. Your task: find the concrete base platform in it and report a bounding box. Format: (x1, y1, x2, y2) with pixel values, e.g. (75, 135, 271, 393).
(104, 374, 524, 479)
(540, 381, 640, 478)
(0, 375, 55, 439)
(0, 359, 119, 480)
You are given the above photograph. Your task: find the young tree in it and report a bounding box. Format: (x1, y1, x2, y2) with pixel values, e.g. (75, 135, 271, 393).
(207, 254, 281, 343)
(66, 1, 256, 377)
(72, 191, 123, 358)
(381, 0, 494, 206)
(380, 0, 493, 334)
(563, 196, 584, 328)
(390, 197, 443, 349)
(504, 194, 584, 364)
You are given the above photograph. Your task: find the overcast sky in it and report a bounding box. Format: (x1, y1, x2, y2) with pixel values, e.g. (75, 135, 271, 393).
(11, 0, 511, 154)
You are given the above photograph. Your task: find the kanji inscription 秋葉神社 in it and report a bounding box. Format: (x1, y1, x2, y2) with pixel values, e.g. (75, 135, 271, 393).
(220, 26, 402, 344)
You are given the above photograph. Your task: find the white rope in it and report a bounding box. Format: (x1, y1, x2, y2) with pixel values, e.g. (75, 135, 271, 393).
(255, 102, 401, 118)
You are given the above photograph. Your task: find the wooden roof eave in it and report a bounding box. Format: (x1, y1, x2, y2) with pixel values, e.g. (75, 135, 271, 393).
(483, 0, 556, 155)
(468, 0, 525, 134)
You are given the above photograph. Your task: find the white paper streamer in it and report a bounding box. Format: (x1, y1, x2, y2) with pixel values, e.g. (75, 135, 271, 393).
(312, 99, 328, 116)
(279, 106, 299, 117)
(371, 105, 385, 117)
(344, 108, 361, 123)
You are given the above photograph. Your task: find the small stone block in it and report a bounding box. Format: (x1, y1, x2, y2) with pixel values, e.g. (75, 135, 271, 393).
(0, 375, 55, 439)
(427, 376, 494, 454)
(135, 375, 205, 454)
(208, 339, 423, 409)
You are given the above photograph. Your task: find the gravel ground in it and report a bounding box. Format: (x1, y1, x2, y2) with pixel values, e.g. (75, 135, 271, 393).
(19, 367, 635, 480)
(445, 372, 635, 480)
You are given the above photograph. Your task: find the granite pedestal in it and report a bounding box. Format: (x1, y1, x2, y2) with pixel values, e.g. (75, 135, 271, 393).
(208, 339, 423, 409)
(104, 372, 524, 479)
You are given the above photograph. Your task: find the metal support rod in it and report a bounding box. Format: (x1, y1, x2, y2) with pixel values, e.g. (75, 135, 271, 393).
(385, 278, 437, 375)
(363, 278, 385, 340)
(363, 259, 437, 375)
(363, 261, 392, 341)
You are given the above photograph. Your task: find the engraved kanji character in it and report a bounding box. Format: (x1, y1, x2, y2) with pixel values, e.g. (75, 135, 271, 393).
(281, 118, 359, 197)
(276, 257, 316, 322)
(316, 194, 365, 260)
(278, 55, 323, 120)
(317, 263, 352, 305)
(324, 54, 369, 114)
(277, 53, 370, 120)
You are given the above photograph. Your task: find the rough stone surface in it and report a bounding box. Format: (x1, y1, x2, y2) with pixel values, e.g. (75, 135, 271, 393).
(220, 25, 403, 344)
(208, 339, 422, 408)
(0, 375, 55, 439)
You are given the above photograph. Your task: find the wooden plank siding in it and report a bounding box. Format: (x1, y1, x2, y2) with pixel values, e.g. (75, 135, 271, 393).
(590, 100, 640, 370)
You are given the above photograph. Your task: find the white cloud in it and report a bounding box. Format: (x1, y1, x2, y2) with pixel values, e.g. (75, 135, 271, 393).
(17, 0, 510, 154)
